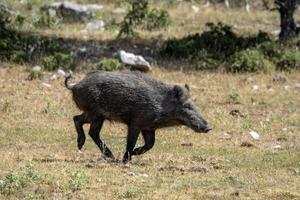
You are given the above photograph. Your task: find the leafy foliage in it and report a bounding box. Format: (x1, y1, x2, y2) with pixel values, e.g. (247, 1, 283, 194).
(229, 49, 275, 73)
(0, 163, 41, 196)
(41, 53, 75, 71)
(118, 0, 170, 37)
(94, 58, 123, 71)
(161, 22, 299, 72)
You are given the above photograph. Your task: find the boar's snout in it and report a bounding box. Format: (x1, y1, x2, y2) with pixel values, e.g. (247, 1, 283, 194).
(198, 124, 213, 133)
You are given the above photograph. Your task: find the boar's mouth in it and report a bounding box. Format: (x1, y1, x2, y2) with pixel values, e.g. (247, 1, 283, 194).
(179, 118, 212, 133)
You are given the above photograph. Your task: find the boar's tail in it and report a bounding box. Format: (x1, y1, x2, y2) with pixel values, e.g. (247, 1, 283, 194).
(65, 74, 74, 90)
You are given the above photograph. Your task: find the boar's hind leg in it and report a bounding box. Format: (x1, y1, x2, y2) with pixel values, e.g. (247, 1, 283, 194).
(88, 117, 115, 159)
(123, 125, 141, 163)
(132, 130, 155, 156)
(73, 113, 89, 150)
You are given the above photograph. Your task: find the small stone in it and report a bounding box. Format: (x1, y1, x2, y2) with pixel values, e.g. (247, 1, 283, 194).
(252, 85, 259, 90)
(49, 74, 57, 81)
(283, 85, 290, 90)
(244, 77, 254, 83)
(57, 69, 66, 77)
(86, 20, 105, 31)
(294, 83, 300, 89)
(42, 82, 52, 88)
(116, 50, 151, 72)
(282, 128, 288, 132)
(249, 131, 260, 140)
(272, 145, 282, 150)
(112, 7, 127, 14)
(127, 172, 136, 176)
(0, 180, 5, 186)
(191, 5, 199, 13)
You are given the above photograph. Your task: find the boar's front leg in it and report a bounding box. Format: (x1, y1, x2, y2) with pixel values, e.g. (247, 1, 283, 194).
(88, 117, 115, 159)
(123, 125, 141, 163)
(73, 113, 89, 150)
(132, 130, 155, 156)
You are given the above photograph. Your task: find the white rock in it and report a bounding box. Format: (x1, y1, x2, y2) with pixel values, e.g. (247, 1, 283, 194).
(86, 20, 105, 31)
(42, 82, 52, 88)
(273, 145, 282, 150)
(57, 69, 66, 77)
(282, 128, 288, 131)
(272, 30, 281, 36)
(49, 74, 57, 81)
(191, 5, 199, 13)
(283, 85, 290, 90)
(294, 83, 300, 89)
(252, 85, 259, 90)
(0, 179, 5, 186)
(249, 131, 260, 140)
(85, 4, 103, 11)
(112, 7, 127, 14)
(32, 65, 42, 72)
(117, 50, 151, 72)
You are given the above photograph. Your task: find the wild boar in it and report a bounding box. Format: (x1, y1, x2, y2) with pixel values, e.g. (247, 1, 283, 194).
(65, 70, 212, 163)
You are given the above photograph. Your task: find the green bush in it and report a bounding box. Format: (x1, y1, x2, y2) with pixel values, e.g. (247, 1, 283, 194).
(276, 50, 300, 70)
(229, 49, 275, 73)
(68, 170, 89, 192)
(192, 50, 221, 70)
(41, 53, 74, 71)
(161, 23, 271, 61)
(33, 13, 59, 28)
(143, 9, 170, 31)
(160, 23, 281, 72)
(94, 58, 123, 71)
(0, 163, 41, 196)
(118, 0, 170, 37)
(28, 66, 43, 80)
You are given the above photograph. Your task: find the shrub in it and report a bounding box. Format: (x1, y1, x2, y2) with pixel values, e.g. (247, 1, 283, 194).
(0, 163, 41, 196)
(276, 49, 300, 70)
(28, 66, 43, 80)
(33, 13, 59, 28)
(41, 53, 74, 71)
(94, 58, 123, 71)
(118, 0, 170, 37)
(160, 23, 278, 72)
(68, 170, 89, 192)
(143, 9, 170, 31)
(229, 49, 275, 73)
(161, 23, 271, 61)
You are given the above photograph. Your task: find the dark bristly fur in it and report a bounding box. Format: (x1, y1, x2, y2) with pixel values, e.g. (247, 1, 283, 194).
(65, 70, 212, 163)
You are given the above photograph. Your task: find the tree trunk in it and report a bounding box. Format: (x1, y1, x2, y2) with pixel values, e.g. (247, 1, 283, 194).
(275, 0, 297, 39)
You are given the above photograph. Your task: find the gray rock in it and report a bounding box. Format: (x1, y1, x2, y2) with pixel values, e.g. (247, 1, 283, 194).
(191, 5, 199, 12)
(42, 1, 103, 22)
(116, 50, 152, 72)
(86, 20, 105, 31)
(273, 74, 286, 82)
(112, 7, 127, 14)
(0, 3, 19, 15)
(295, 83, 300, 89)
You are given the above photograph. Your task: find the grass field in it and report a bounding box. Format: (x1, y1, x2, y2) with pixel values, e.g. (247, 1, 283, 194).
(1, 1, 300, 199)
(0, 65, 299, 199)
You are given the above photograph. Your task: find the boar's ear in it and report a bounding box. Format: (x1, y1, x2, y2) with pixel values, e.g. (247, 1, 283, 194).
(173, 85, 189, 102)
(173, 85, 184, 99)
(185, 84, 190, 92)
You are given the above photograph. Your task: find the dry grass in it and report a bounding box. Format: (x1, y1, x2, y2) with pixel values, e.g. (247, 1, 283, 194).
(0, 65, 299, 199)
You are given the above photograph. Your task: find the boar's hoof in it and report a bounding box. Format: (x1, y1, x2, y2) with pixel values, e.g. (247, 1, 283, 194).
(122, 152, 131, 163)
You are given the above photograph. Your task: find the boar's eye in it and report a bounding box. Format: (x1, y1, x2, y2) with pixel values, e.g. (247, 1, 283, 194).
(184, 103, 192, 110)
